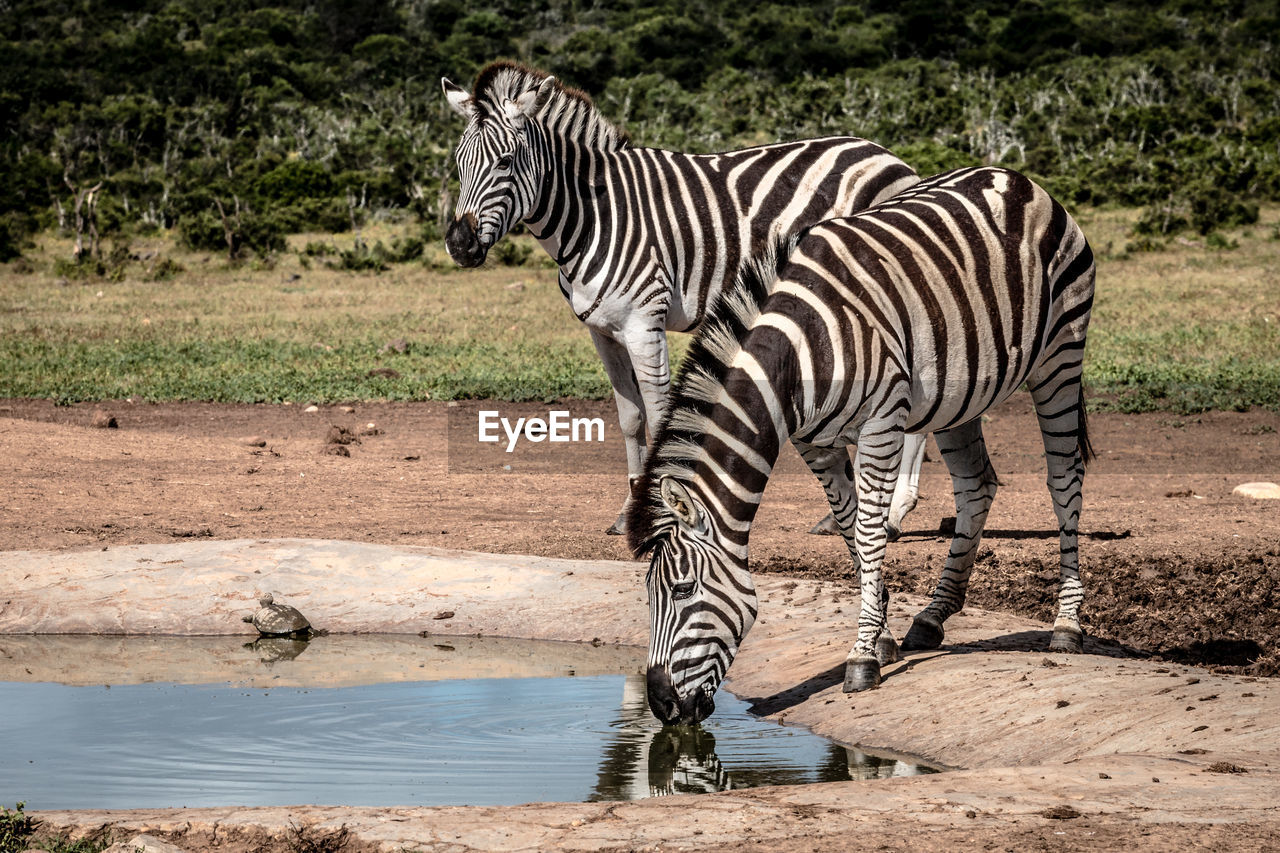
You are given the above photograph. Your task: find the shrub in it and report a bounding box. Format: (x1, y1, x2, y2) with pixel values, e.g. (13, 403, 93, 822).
(490, 239, 533, 267)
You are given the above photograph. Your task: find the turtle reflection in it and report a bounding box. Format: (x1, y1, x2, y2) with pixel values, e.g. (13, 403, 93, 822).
(244, 636, 310, 665)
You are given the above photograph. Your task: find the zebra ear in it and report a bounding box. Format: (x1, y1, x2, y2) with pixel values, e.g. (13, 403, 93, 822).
(659, 477, 701, 529)
(510, 75, 556, 120)
(442, 78, 475, 119)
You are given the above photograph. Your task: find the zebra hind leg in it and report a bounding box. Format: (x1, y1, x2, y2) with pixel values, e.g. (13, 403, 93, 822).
(885, 432, 927, 541)
(902, 420, 998, 652)
(812, 432, 925, 540)
(1029, 369, 1092, 654)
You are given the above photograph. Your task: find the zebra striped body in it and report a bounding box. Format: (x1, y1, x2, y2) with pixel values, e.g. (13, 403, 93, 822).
(629, 167, 1096, 725)
(442, 62, 922, 533)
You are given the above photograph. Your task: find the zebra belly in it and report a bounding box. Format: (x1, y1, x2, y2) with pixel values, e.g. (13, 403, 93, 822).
(902, 342, 1040, 436)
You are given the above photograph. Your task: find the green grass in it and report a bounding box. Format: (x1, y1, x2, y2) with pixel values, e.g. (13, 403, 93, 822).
(1077, 206, 1280, 411)
(0, 212, 1276, 411)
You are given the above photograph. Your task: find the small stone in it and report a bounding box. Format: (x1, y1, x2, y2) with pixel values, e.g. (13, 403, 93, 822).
(242, 435, 267, 447)
(341, 406, 356, 414)
(326, 425, 360, 445)
(1233, 482, 1280, 499)
(304, 404, 320, 413)
(380, 337, 410, 354)
(1041, 805, 1081, 820)
(1098, 772, 1111, 779)
(322, 444, 350, 457)
(433, 610, 455, 620)
(91, 409, 118, 429)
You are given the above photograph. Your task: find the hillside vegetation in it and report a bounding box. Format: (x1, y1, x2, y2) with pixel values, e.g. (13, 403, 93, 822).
(3, 0, 1279, 259)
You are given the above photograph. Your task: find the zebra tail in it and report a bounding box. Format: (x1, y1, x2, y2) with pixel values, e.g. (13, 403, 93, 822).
(1078, 393, 1096, 469)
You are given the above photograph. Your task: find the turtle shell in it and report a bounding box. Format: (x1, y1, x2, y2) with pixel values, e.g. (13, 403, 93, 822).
(249, 594, 311, 637)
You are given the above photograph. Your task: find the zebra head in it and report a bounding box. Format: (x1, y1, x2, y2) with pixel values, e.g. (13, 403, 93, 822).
(441, 70, 557, 267)
(641, 476, 757, 727)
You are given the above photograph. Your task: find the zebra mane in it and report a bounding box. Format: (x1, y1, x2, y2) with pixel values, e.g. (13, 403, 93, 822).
(626, 230, 806, 557)
(470, 61, 629, 150)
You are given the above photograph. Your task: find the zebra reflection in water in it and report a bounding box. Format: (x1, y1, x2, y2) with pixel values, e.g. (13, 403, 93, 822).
(588, 675, 931, 800)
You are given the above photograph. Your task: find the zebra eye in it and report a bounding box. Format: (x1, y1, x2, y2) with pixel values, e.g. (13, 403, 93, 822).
(672, 581, 696, 601)
(495, 154, 513, 171)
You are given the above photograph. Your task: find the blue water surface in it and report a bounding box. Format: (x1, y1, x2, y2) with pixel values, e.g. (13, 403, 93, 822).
(0, 674, 929, 809)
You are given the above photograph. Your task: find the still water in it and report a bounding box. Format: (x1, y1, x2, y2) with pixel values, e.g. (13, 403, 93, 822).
(0, 636, 935, 809)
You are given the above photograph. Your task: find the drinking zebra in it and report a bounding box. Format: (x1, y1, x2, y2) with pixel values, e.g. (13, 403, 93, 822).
(628, 166, 1096, 725)
(440, 61, 926, 536)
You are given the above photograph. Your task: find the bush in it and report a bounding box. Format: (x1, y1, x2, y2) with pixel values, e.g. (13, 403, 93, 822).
(1135, 182, 1259, 238)
(1, 802, 38, 852)
(179, 206, 286, 258)
(490, 239, 533, 267)
(253, 159, 334, 205)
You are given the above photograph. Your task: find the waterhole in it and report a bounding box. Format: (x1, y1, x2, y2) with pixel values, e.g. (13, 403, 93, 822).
(0, 635, 936, 808)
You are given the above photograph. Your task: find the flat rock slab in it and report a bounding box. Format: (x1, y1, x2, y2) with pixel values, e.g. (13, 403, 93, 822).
(7, 539, 1280, 851)
(0, 538, 649, 642)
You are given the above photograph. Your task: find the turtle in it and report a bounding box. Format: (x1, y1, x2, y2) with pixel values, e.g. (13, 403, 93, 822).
(242, 593, 312, 638)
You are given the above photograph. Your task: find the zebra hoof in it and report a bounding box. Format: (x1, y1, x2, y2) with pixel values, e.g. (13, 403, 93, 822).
(843, 658, 881, 692)
(901, 616, 945, 651)
(808, 513, 839, 536)
(605, 514, 626, 536)
(1049, 624, 1085, 654)
(875, 634, 901, 666)
(885, 522, 902, 542)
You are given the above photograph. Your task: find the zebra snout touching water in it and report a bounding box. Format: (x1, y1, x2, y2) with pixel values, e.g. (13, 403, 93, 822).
(628, 166, 1096, 725)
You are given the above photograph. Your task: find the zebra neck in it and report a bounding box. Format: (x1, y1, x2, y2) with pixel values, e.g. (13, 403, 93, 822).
(524, 129, 613, 272)
(657, 383, 792, 557)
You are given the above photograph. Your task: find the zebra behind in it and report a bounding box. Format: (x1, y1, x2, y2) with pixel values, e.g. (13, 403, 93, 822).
(440, 61, 925, 536)
(629, 167, 1096, 725)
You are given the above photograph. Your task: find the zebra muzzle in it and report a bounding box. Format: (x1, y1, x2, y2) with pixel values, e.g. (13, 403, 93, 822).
(445, 214, 486, 267)
(646, 665, 715, 726)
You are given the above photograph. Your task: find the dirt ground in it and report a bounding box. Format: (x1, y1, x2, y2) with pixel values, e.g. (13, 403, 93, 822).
(4, 394, 1280, 852)
(2, 395, 1277, 673)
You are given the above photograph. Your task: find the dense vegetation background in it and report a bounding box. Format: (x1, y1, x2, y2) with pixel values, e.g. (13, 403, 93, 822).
(3, 0, 1278, 262)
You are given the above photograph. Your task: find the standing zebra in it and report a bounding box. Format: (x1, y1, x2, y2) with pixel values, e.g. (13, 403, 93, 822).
(440, 62, 926, 536)
(629, 167, 1096, 725)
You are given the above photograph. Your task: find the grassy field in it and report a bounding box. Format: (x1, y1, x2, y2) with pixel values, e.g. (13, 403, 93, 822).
(1, 210, 1277, 412)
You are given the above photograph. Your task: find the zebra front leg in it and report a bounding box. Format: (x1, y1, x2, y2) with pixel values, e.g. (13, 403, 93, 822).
(804, 428, 904, 692)
(589, 329, 647, 535)
(793, 439, 900, 672)
(902, 420, 998, 652)
(1029, 369, 1091, 654)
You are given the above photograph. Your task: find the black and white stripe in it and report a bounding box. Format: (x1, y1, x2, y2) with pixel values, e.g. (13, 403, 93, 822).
(629, 166, 1096, 725)
(441, 62, 923, 534)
